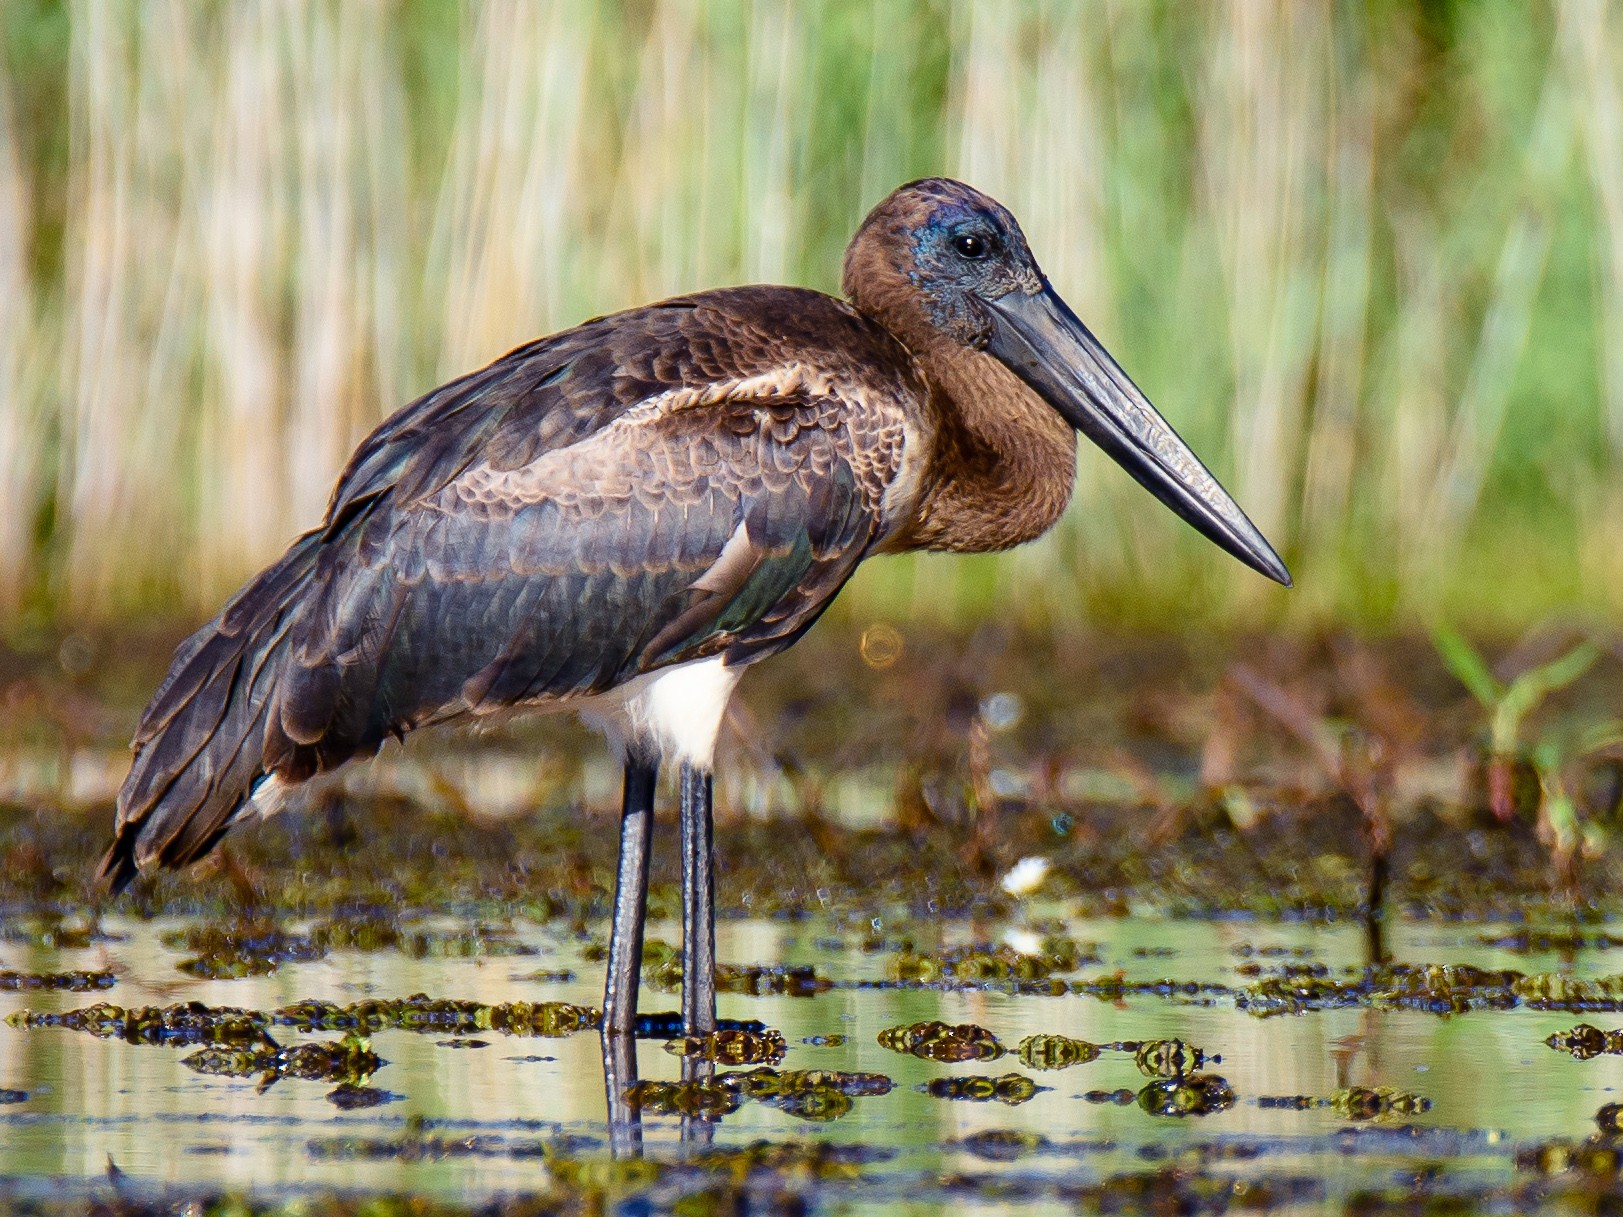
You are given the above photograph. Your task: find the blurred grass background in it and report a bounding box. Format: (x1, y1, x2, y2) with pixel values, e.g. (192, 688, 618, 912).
(1, 0, 1620, 636)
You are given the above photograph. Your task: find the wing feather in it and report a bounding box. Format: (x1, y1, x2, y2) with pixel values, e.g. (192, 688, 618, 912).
(106, 286, 921, 885)
(254, 288, 915, 777)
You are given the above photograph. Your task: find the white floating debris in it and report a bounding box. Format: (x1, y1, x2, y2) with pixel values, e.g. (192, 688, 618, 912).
(999, 855, 1052, 898)
(1003, 927, 1044, 957)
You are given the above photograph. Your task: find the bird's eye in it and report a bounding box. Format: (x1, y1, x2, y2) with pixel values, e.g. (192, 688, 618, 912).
(953, 233, 989, 260)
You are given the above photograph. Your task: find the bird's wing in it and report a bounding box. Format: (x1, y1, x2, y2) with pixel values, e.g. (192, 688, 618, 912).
(259, 288, 914, 779)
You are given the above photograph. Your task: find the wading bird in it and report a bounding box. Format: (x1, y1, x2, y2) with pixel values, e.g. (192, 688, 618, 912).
(100, 179, 1288, 1037)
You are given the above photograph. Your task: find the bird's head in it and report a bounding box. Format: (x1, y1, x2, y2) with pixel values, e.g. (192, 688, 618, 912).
(844, 177, 1290, 587)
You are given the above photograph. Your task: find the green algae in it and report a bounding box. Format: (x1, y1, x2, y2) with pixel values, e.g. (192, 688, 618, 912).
(1134, 1073, 1236, 1118)
(531, 1138, 882, 1201)
(726, 1066, 894, 1100)
(1329, 1086, 1432, 1120)
(1, 910, 1620, 1217)
(1237, 963, 1623, 1017)
(1129, 1038, 1214, 1078)
(327, 1083, 399, 1109)
(888, 937, 1092, 985)
(183, 1031, 382, 1093)
(0, 917, 107, 950)
(1081, 1086, 1141, 1106)
(310, 916, 538, 958)
(0, 786, 1609, 925)
(620, 1066, 897, 1123)
(1516, 1105, 1623, 1178)
(623, 1077, 741, 1119)
(6, 993, 600, 1046)
(1016, 1032, 1101, 1070)
(9, 633, 1623, 1213)
(683, 1138, 887, 1179)
(1478, 928, 1623, 952)
(726, 1066, 894, 1122)
(1235, 974, 1365, 1016)
(6, 630, 1623, 940)
(161, 924, 325, 978)
(664, 1027, 788, 1066)
(7, 1000, 269, 1046)
(626, 1065, 894, 1123)
(1010, 1033, 1208, 1077)
(921, 1073, 1042, 1105)
(877, 1020, 1005, 1062)
(0, 969, 113, 992)
(771, 1089, 853, 1121)
(1069, 973, 1229, 1002)
(270, 994, 599, 1038)
(1545, 1023, 1623, 1059)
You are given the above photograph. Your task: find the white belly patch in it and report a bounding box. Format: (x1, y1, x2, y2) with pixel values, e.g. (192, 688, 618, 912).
(577, 654, 743, 769)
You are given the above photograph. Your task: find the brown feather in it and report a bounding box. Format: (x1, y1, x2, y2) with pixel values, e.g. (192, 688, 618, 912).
(102, 179, 1108, 888)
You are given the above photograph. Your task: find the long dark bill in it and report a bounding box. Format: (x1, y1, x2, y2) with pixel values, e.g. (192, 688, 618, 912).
(985, 284, 1291, 587)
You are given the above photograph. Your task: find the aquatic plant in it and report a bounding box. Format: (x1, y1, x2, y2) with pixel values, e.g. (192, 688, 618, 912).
(622, 1077, 741, 1119)
(1432, 628, 1623, 886)
(158, 918, 540, 979)
(1546, 1023, 1623, 1059)
(920, 1073, 1040, 1105)
(272, 994, 600, 1038)
(723, 1066, 894, 1122)
(1135, 1073, 1236, 1118)
(6, 1000, 269, 1047)
(1130, 1038, 1214, 1079)
(6, 993, 601, 1046)
(182, 1030, 381, 1093)
(1016, 1033, 1101, 1070)
(664, 1027, 788, 1066)
(1329, 1086, 1432, 1120)
(1239, 963, 1623, 1017)
(889, 939, 1087, 986)
(877, 1020, 1005, 1062)
(165, 923, 324, 979)
(0, 968, 113, 991)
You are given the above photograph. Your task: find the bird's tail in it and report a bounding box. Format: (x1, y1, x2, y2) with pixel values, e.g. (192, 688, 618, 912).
(98, 533, 322, 892)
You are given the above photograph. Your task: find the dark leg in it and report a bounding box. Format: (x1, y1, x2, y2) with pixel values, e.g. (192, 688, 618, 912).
(603, 757, 658, 1035)
(679, 761, 717, 1037)
(679, 1054, 717, 1146)
(600, 1026, 643, 1155)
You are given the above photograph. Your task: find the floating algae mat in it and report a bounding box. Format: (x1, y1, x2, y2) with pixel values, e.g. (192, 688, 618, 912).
(1, 914, 1623, 1213)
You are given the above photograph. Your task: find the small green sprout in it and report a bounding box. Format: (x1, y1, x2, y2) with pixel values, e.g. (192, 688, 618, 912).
(1434, 627, 1620, 890)
(1431, 629, 1600, 822)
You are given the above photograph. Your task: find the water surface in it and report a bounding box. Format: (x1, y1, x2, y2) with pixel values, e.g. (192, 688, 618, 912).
(1, 912, 1616, 1212)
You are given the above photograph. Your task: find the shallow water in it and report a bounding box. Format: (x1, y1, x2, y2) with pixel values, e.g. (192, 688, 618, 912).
(1, 911, 1620, 1211)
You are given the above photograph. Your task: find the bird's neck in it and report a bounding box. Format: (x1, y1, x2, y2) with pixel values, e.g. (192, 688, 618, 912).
(900, 338, 1078, 554)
